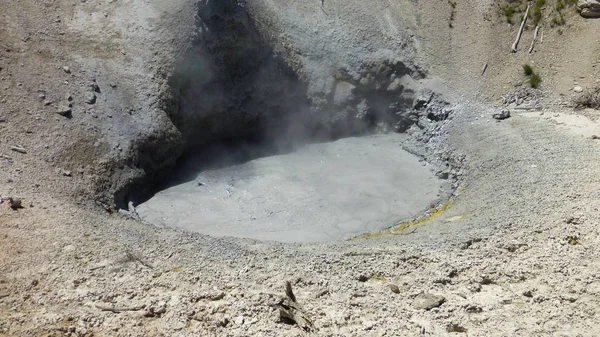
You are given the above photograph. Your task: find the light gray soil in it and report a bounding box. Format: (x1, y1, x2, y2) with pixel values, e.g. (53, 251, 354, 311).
(137, 134, 444, 242)
(5, 0, 600, 336)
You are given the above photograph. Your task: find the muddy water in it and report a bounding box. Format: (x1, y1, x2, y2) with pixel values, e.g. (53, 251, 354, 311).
(137, 134, 444, 243)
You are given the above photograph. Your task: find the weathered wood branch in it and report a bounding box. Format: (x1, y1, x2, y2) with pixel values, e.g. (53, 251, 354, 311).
(125, 250, 154, 269)
(95, 304, 145, 313)
(277, 281, 316, 334)
(511, 5, 530, 53)
(10, 146, 26, 154)
(481, 63, 488, 76)
(529, 25, 540, 53)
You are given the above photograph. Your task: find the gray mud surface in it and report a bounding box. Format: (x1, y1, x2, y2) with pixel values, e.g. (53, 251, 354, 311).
(137, 134, 444, 242)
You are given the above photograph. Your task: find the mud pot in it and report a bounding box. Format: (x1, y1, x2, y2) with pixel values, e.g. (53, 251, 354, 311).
(137, 133, 445, 243)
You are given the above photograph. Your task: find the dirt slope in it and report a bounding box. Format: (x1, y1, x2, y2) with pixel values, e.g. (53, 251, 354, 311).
(416, 0, 600, 102)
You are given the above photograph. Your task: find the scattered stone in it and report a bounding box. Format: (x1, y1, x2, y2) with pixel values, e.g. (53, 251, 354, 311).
(315, 289, 329, 298)
(574, 86, 584, 93)
(465, 305, 482, 313)
(357, 275, 369, 282)
(566, 216, 582, 225)
(388, 283, 400, 294)
(209, 292, 225, 301)
(85, 92, 96, 104)
(493, 109, 511, 120)
(216, 317, 230, 327)
(66, 94, 73, 101)
(233, 316, 244, 325)
(566, 235, 580, 245)
(57, 107, 72, 117)
(447, 324, 468, 333)
(61, 170, 72, 177)
(10, 146, 27, 154)
(38, 93, 45, 100)
(8, 198, 22, 210)
(90, 81, 100, 93)
(62, 66, 71, 74)
(109, 82, 117, 88)
(363, 320, 376, 330)
(591, 135, 599, 140)
(412, 292, 445, 310)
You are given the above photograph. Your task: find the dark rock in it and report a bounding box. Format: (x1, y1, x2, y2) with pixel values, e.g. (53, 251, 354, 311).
(57, 107, 72, 118)
(216, 317, 230, 327)
(435, 171, 450, 180)
(90, 81, 100, 93)
(579, 0, 600, 17)
(9, 198, 23, 210)
(493, 109, 511, 120)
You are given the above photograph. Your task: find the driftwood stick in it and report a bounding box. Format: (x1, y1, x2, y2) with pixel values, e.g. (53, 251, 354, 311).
(529, 25, 540, 53)
(480, 63, 488, 76)
(278, 282, 316, 334)
(125, 250, 154, 269)
(0, 294, 9, 299)
(10, 146, 27, 154)
(511, 5, 530, 53)
(95, 304, 145, 313)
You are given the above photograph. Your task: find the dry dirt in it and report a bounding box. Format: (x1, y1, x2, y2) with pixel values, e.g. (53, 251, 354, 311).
(3, 0, 600, 336)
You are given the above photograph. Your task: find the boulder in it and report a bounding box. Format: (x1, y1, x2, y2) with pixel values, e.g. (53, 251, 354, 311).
(579, 0, 600, 18)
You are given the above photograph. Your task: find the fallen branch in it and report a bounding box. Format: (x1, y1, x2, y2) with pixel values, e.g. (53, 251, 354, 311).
(125, 250, 154, 269)
(277, 282, 316, 334)
(10, 146, 26, 154)
(95, 304, 145, 313)
(529, 25, 540, 53)
(0, 294, 9, 299)
(480, 63, 488, 76)
(0, 153, 12, 161)
(511, 5, 530, 53)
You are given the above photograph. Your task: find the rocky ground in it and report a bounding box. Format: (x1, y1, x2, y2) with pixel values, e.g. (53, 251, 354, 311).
(4, 103, 600, 337)
(3, 0, 600, 336)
